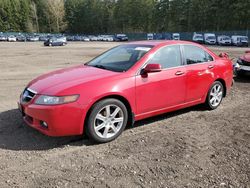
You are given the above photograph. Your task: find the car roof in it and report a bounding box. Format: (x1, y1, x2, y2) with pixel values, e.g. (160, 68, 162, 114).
(128, 40, 198, 47)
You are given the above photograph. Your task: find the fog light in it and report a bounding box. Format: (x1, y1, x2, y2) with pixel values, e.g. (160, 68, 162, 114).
(40, 121, 48, 129)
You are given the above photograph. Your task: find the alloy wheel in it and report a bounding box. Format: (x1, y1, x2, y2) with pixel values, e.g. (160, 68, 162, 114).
(209, 83, 223, 107)
(94, 105, 124, 139)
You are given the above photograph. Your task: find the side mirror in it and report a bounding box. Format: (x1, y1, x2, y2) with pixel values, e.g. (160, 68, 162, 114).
(142, 64, 162, 76)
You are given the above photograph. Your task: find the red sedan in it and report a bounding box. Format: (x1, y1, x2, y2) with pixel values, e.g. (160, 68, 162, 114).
(18, 41, 233, 143)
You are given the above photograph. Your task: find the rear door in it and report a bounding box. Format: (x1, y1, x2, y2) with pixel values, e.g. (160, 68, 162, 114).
(182, 45, 215, 102)
(136, 45, 186, 115)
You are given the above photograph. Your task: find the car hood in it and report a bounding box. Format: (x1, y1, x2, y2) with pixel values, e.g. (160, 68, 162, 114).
(241, 53, 250, 62)
(28, 65, 119, 95)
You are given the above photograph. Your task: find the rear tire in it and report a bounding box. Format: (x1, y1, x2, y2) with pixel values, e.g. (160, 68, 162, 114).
(86, 99, 128, 143)
(205, 81, 224, 110)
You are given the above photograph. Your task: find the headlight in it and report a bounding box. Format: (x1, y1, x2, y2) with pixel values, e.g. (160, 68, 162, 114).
(35, 95, 79, 105)
(237, 59, 243, 65)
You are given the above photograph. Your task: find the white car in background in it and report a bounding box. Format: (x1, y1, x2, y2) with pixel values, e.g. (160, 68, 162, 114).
(147, 33, 154, 40)
(204, 33, 216, 45)
(192, 33, 204, 44)
(172, 33, 180, 40)
(217, 35, 231, 46)
(8, 35, 17, 42)
(102, 35, 114, 42)
(231, 35, 249, 47)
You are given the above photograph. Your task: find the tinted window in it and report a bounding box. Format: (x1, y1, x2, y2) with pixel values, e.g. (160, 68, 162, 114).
(148, 45, 182, 69)
(183, 45, 213, 65)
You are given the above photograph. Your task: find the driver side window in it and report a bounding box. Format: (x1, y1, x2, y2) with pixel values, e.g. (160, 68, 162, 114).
(147, 45, 182, 69)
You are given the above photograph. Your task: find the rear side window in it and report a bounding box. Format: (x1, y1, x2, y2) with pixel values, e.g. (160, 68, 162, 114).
(183, 45, 213, 65)
(148, 45, 182, 69)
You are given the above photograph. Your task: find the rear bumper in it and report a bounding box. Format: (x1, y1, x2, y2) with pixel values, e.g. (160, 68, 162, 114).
(18, 101, 87, 136)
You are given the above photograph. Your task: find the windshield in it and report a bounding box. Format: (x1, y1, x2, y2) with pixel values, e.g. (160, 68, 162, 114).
(223, 36, 230, 40)
(195, 35, 203, 39)
(87, 44, 153, 72)
(239, 37, 248, 41)
(117, 34, 126, 37)
(207, 36, 215, 40)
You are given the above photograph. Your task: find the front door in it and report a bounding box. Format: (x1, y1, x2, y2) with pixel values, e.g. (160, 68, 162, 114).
(135, 45, 186, 115)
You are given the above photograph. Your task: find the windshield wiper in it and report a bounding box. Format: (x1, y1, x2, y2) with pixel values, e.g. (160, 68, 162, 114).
(89, 64, 110, 70)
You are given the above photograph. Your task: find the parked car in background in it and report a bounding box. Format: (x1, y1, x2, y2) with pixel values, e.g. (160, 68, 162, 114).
(89, 35, 98, 41)
(172, 33, 180, 40)
(103, 35, 114, 42)
(147, 33, 154, 40)
(231, 35, 249, 47)
(16, 35, 26, 42)
(234, 50, 250, 76)
(217, 35, 231, 46)
(115, 34, 128, 41)
(44, 37, 67, 46)
(8, 35, 17, 42)
(192, 33, 204, 44)
(39, 36, 49, 41)
(204, 33, 216, 45)
(0, 35, 7, 41)
(66, 36, 75, 41)
(19, 40, 233, 143)
(27, 35, 39, 42)
(73, 35, 82, 41)
(97, 35, 104, 41)
(82, 36, 90, 41)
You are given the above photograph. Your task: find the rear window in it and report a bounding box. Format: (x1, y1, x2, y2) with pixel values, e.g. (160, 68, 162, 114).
(183, 45, 213, 65)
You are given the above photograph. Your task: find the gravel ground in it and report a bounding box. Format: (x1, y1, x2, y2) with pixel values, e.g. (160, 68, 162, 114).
(0, 42, 249, 188)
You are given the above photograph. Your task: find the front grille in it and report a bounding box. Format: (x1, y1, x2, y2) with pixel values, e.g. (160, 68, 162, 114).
(21, 88, 37, 103)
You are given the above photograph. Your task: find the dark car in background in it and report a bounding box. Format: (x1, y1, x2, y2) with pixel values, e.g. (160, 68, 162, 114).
(115, 34, 128, 41)
(66, 36, 75, 41)
(74, 36, 82, 41)
(39, 35, 49, 41)
(44, 37, 67, 46)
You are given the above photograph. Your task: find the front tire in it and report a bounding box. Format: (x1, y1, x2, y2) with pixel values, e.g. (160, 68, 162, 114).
(86, 99, 128, 143)
(205, 81, 224, 110)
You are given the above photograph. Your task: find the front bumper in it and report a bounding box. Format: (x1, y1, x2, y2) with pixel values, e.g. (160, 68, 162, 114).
(206, 41, 216, 45)
(18, 101, 87, 136)
(234, 63, 250, 72)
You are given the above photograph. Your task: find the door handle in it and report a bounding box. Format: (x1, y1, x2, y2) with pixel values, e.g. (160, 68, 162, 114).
(208, 65, 214, 69)
(175, 71, 185, 76)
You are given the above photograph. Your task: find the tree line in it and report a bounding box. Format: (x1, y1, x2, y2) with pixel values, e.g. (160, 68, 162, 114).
(0, 0, 249, 34)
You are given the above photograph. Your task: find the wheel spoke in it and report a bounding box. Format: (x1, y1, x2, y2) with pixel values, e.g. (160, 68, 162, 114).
(111, 107, 121, 117)
(210, 97, 215, 104)
(103, 126, 109, 138)
(110, 124, 118, 133)
(216, 85, 221, 92)
(218, 91, 223, 97)
(105, 105, 111, 117)
(212, 87, 216, 94)
(113, 117, 123, 123)
(96, 114, 106, 122)
(95, 123, 106, 131)
(215, 98, 219, 104)
(210, 92, 216, 97)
